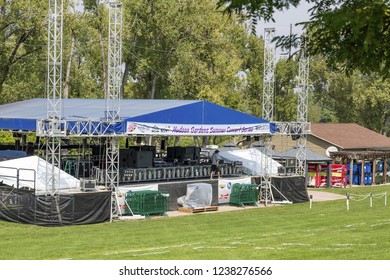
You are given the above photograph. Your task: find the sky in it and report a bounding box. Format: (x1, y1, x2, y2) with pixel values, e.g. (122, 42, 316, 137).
(256, 2, 313, 56)
(258, 2, 312, 36)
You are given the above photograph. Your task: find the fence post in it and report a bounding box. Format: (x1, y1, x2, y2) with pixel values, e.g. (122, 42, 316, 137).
(370, 192, 373, 208)
(309, 195, 313, 209)
(346, 192, 350, 211)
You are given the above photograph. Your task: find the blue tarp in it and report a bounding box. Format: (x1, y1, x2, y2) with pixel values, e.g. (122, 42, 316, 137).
(0, 98, 274, 135)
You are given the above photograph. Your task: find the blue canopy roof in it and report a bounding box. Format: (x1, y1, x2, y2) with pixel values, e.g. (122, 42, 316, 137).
(0, 98, 273, 136)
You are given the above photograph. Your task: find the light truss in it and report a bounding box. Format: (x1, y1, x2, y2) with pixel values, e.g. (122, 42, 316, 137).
(106, 1, 122, 121)
(45, 0, 64, 195)
(295, 39, 310, 176)
(262, 28, 276, 121)
(260, 28, 276, 206)
(105, 2, 122, 191)
(272, 121, 311, 136)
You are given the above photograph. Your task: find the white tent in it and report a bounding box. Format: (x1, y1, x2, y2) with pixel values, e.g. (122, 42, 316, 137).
(0, 156, 80, 193)
(219, 148, 282, 176)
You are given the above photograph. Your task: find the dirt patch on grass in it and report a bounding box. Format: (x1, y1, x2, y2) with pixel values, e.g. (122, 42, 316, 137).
(307, 190, 346, 202)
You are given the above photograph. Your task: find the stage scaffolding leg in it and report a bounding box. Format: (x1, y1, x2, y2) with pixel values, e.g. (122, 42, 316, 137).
(259, 181, 274, 206)
(259, 135, 274, 206)
(105, 137, 119, 191)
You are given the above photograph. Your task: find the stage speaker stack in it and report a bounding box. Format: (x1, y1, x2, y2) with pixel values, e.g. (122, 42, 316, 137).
(166, 147, 176, 162)
(161, 139, 166, 150)
(285, 158, 296, 174)
(129, 150, 153, 168)
(80, 179, 96, 191)
(119, 149, 132, 168)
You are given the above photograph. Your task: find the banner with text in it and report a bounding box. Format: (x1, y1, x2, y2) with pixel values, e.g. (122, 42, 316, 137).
(126, 122, 270, 136)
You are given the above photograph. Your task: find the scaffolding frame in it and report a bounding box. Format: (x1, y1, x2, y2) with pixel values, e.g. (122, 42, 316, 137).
(44, 0, 64, 196)
(295, 38, 310, 176)
(259, 28, 276, 205)
(105, 2, 122, 192)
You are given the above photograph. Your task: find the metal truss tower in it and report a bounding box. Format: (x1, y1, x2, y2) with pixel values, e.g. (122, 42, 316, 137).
(45, 0, 65, 195)
(295, 38, 310, 176)
(105, 2, 122, 191)
(262, 28, 276, 122)
(260, 28, 276, 205)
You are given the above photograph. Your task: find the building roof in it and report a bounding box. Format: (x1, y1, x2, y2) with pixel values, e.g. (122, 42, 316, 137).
(279, 147, 332, 162)
(310, 123, 390, 150)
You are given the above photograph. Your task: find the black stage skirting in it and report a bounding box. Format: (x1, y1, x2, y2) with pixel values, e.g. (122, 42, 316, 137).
(252, 176, 309, 203)
(0, 186, 111, 226)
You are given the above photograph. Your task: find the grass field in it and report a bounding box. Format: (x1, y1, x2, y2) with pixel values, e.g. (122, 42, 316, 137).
(1, 185, 390, 260)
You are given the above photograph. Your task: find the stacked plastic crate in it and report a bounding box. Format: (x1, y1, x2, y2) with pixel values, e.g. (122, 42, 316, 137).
(125, 190, 169, 216)
(229, 183, 259, 207)
(363, 163, 373, 185)
(347, 162, 373, 185)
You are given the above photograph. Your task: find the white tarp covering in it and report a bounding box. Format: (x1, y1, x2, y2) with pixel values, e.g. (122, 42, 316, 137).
(0, 156, 80, 192)
(219, 148, 282, 176)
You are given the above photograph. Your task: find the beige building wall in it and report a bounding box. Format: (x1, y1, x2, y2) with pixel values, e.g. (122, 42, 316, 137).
(271, 135, 298, 152)
(306, 135, 336, 157)
(271, 134, 335, 157)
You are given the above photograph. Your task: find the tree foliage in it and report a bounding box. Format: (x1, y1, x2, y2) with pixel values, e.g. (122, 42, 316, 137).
(308, 55, 390, 134)
(122, 0, 256, 114)
(217, 0, 390, 78)
(0, 0, 47, 103)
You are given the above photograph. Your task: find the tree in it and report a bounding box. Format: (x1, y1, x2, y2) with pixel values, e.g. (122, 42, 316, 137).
(217, 0, 390, 78)
(309, 55, 390, 134)
(83, 0, 108, 98)
(0, 0, 47, 102)
(121, 0, 257, 114)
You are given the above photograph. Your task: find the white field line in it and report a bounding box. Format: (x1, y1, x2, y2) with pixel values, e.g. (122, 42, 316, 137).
(193, 246, 236, 250)
(334, 243, 377, 247)
(131, 251, 170, 257)
(282, 243, 311, 246)
(104, 242, 205, 256)
(254, 247, 286, 250)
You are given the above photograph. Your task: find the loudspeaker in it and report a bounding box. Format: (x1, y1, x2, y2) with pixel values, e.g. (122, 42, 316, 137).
(129, 150, 153, 168)
(285, 158, 297, 167)
(161, 139, 166, 150)
(246, 136, 251, 142)
(136, 137, 142, 144)
(166, 147, 176, 162)
(80, 179, 96, 191)
(119, 149, 131, 168)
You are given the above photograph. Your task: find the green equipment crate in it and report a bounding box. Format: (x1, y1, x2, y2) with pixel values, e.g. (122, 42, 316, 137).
(125, 190, 169, 216)
(229, 183, 259, 207)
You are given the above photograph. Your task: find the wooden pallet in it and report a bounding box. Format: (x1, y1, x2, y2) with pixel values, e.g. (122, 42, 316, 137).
(178, 206, 219, 213)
